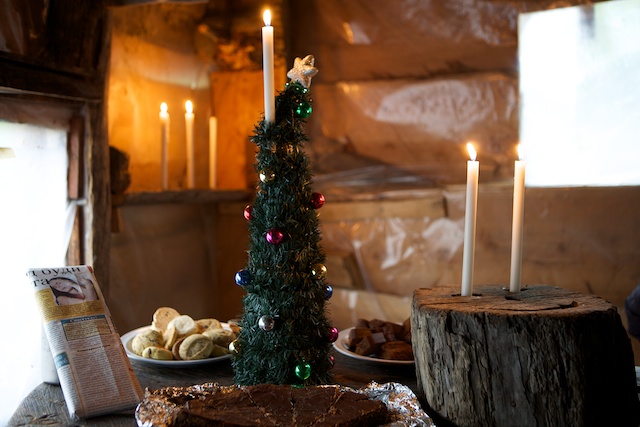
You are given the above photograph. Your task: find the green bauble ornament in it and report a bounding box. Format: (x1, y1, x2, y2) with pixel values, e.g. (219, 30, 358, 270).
(295, 101, 312, 118)
(295, 362, 312, 380)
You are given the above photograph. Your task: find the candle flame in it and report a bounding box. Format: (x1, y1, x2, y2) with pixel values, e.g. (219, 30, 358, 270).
(185, 100, 193, 114)
(467, 142, 477, 161)
(517, 144, 523, 160)
(263, 9, 272, 26)
(160, 102, 168, 113)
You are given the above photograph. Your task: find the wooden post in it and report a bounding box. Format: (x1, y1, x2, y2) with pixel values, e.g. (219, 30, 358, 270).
(412, 284, 640, 427)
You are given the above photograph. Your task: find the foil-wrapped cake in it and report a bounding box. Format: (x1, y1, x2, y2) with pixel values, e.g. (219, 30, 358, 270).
(135, 381, 433, 426)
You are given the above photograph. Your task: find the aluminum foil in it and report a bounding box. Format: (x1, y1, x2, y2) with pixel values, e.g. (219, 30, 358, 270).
(135, 381, 433, 427)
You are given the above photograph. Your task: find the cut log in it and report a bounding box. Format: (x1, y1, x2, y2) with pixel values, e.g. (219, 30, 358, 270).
(411, 284, 639, 427)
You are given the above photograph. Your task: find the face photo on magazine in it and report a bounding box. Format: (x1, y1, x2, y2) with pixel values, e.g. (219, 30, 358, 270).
(49, 275, 99, 306)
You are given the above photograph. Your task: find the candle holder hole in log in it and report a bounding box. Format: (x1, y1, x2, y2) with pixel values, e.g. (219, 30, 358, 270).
(411, 284, 639, 427)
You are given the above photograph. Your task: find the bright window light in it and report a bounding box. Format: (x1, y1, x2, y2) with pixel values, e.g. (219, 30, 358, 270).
(0, 121, 70, 424)
(519, 0, 640, 187)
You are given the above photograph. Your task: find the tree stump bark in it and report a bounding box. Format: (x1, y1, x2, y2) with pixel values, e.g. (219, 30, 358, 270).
(411, 284, 639, 427)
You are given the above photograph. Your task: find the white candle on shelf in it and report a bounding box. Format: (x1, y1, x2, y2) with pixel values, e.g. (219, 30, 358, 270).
(159, 102, 169, 190)
(209, 116, 217, 189)
(185, 100, 195, 189)
(510, 144, 526, 292)
(461, 142, 479, 297)
(262, 9, 275, 124)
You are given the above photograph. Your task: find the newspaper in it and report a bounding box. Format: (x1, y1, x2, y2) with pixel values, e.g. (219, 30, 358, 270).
(27, 265, 144, 419)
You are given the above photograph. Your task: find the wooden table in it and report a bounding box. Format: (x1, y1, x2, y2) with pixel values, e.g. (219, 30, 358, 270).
(10, 349, 418, 426)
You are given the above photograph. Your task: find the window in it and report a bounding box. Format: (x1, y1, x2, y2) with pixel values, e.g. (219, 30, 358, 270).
(0, 121, 70, 424)
(519, 0, 640, 187)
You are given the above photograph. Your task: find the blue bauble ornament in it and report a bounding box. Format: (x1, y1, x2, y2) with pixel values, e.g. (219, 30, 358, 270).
(235, 269, 251, 286)
(325, 285, 333, 300)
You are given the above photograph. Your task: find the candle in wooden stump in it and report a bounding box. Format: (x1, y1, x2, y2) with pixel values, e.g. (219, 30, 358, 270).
(461, 142, 478, 296)
(159, 102, 169, 190)
(412, 285, 639, 427)
(510, 144, 526, 292)
(185, 100, 195, 189)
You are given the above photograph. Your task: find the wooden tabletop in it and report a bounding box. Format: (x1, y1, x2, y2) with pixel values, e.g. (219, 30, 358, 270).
(10, 349, 418, 426)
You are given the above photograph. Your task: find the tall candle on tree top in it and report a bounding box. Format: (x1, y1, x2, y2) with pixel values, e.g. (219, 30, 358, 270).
(262, 9, 275, 124)
(232, 55, 332, 386)
(461, 142, 479, 297)
(510, 144, 526, 292)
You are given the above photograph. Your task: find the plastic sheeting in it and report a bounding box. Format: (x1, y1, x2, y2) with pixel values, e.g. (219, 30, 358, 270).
(308, 75, 518, 184)
(288, 0, 603, 83)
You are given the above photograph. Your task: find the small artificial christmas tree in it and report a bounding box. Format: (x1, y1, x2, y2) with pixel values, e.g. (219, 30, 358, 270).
(232, 55, 336, 386)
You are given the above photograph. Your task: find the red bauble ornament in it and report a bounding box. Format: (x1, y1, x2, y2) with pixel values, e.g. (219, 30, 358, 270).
(328, 327, 339, 343)
(266, 228, 285, 245)
(243, 205, 253, 221)
(310, 192, 325, 209)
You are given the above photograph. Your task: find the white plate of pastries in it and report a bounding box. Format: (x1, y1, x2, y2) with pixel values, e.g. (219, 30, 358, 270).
(121, 307, 238, 367)
(332, 318, 414, 366)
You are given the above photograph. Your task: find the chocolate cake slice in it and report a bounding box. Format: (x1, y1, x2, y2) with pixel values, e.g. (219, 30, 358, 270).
(138, 383, 389, 426)
(245, 383, 294, 425)
(179, 386, 277, 427)
(292, 385, 341, 425)
(313, 388, 389, 426)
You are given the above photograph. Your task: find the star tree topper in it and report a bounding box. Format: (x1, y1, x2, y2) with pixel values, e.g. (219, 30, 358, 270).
(287, 55, 318, 88)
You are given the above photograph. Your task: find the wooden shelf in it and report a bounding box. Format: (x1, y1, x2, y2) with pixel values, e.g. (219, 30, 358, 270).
(112, 189, 251, 206)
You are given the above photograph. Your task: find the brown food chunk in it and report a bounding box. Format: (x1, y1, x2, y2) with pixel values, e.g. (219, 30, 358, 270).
(355, 318, 369, 328)
(380, 341, 414, 361)
(401, 318, 412, 343)
(367, 319, 387, 332)
(347, 327, 373, 350)
(381, 323, 403, 342)
(354, 332, 386, 356)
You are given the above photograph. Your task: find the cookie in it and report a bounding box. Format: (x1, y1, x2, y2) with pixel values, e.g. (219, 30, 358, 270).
(142, 346, 173, 360)
(163, 324, 178, 349)
(196, 318, 222, 333)
(172, 337, 186, 360)
(168, 314, 198, 337)
(203, 328, 236, 347)
(151, 307, 180, 332)
(179, 334, 214, 360)
(132, 329, 163, 356)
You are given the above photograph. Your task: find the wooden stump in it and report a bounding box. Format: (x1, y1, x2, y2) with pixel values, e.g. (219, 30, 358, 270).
(411, 285, 639, 427)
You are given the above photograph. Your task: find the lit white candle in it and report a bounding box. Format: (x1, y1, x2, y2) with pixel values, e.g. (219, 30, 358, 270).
(510, 144, 526, 292)
(159, 102, 169, 190)
(262, 9, 275, 123)
(461, 142, 479, 297)
(209, 116, 217, 189)
(185, 100, 195, 189)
